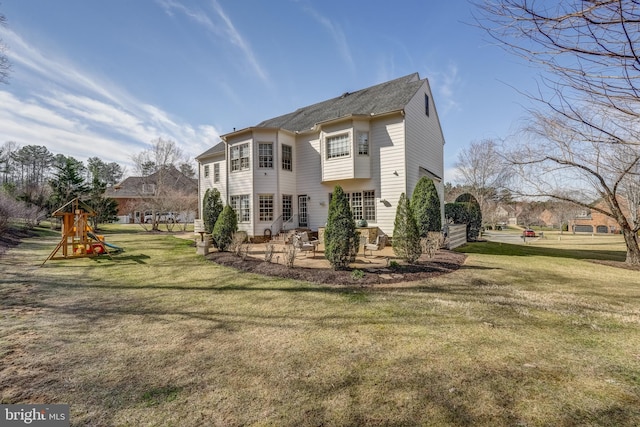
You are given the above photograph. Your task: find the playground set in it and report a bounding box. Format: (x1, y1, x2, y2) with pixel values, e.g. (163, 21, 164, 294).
(42, 198, 123, 266)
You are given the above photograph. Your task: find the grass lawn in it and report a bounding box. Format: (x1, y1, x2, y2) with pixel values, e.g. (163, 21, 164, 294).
(1, 229, 639, 426)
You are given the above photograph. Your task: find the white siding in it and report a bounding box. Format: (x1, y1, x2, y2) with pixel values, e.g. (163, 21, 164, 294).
(277, 131, 298, 231)
(404, 80, 446, 223)
(295, 133, 323, 230)
(227, 136, 254, 234)
(371, 115, 406, 235)
(321, 127, 354, 182)
(252, 130, 278, 234)
(198, 155, 226, 218)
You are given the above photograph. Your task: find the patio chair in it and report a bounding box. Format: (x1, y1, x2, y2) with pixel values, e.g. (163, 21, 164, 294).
(293, 232, 318, 257)
(364, 234, 387, 258)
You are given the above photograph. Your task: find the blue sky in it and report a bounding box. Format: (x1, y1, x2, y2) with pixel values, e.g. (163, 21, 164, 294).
(0, 0, 537, 180)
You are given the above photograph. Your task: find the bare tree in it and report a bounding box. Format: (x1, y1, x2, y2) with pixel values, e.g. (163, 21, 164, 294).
(476, 0, 640, 265)
(454, 138, 512, 227)
(131, 138, 196, 231)
(132, 138, 186, 175)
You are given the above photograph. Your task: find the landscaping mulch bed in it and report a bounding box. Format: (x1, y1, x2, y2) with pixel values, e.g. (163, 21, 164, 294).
(207, 250, 467, 286)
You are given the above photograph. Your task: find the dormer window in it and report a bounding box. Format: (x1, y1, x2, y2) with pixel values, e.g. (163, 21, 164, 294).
(142, 183, 156, 194)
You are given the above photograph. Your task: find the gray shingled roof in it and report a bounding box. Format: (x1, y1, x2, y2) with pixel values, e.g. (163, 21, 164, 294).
(256, 73, 424, 132)
(105, 166, 197, 198)
(195, 141, 225, 160)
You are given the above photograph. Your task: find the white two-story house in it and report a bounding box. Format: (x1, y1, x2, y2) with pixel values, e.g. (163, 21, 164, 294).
(196, 73, 445, 239)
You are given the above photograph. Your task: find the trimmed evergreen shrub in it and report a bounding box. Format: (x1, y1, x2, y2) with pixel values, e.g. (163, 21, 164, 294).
(451, 193, 482, 240)
(392, 193, 422, 263)
(202, 188, 223, 235)
(454, 193, 479, 204)
(411, 176, 441, 236)
(212, 205, 238, 252)
(324, 185, 359, 270)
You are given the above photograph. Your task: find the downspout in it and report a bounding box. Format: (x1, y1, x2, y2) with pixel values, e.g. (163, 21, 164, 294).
(275, 131, 280, 233)
(224, 138, 230, 206)
(197, 159, 202, 219)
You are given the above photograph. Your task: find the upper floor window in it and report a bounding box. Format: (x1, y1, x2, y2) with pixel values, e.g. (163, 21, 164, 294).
(357, 131, 369, 155)
(258, 143, 273, 168)
(425, 94, 430, 117)
(141, 183, 156, 194)
(326, 133, 350, 159)
(213, 163, 220, 183)
(230, 143, 249, 172)
(282, 144, 292, 171)
(204, 164, 210, 178)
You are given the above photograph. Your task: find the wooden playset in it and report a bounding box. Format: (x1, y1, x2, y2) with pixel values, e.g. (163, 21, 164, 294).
(42, 198, 122, 266)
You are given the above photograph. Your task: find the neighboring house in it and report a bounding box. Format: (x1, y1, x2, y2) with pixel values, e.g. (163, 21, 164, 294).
(568, 198, 632, 234)
(105, 166, 198, 223)
(538, 209, 557, 228)
(494, 204, 517, 226)
(196, 73, 445, 238)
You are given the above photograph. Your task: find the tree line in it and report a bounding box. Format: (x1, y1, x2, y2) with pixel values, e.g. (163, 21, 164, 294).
(0, 141, 125, 231)
(1, 138, 199, 233)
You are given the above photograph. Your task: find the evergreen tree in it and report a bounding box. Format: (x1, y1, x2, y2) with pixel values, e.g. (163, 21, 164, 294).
(48, 156, 89, 209)
(212, 205, 237, 252)
(202, 188, 223, 234)
(324, 185, 358, 270)
(411, 177, 441, 236)
(87, 175, 118, 230)
(452, 193, 483, 240)
(393, 193, 421, 263)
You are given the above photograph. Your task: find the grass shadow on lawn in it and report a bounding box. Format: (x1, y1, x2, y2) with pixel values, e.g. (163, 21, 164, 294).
(458, 241, 626, 262)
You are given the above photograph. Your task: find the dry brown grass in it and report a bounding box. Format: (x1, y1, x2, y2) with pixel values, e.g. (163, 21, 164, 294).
(1, 230, 639, 426)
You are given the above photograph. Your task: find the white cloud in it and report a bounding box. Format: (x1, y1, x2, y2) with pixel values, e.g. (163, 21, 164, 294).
(0, 26, 220, 171)
(426, 63, 462, 115)
(300, 4, 355, 74)
(157, 0, 270, 83)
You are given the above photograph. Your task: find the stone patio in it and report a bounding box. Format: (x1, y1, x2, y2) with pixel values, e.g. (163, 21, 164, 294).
(234, 241, 396, 270)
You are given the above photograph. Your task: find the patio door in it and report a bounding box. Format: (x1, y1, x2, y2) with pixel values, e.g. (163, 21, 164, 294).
(298, 195, 308, 227)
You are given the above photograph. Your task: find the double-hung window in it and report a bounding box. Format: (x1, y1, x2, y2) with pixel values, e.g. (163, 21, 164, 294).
(326, 133, 350, 159)
(258, 143, 273, 168)
(204, 165, 210, 178)
(357, 131, 369, 155)
(231, 143, 249, 172)
(230, 195, 250, 222)
(282, 144, 292, 171)
(213, 163, 220, 183)
(259, 195, 274, 222)
(363, 191, 375, 221)
(328, 190, 376, 222)
(282, 195, 292, 221)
